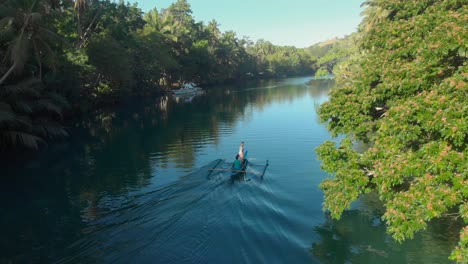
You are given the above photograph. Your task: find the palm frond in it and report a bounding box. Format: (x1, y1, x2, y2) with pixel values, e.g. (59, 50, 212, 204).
(45, 92, 70, 108)
(0, 130, 45, 149)
(0, 17, 13, 31)
(11, 114, 33, 129)
(74, 0, 88, 16)
(0, 78, 42, 98)
(11, 100, 33, 114)
(32, 120, 68, 138)
(0, 107, 15, 124)
(34, 98, 62, 118)
(0, 102, 33, 128)
(30, 0, 40, 13)
(30, 12, 42, 24)
(38, 26, 63, 43)
(36, 37, 57, 68)
(9, 34, 30, 72)
(0, 27, 15, 43)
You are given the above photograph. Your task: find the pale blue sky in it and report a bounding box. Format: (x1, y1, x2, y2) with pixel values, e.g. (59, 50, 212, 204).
(128, 0, 365, 48)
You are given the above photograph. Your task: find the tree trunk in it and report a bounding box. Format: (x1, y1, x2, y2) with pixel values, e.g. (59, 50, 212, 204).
(33, 40, 42, 80)
(0, 62, 17, 86)
(77, 11, 99, 49)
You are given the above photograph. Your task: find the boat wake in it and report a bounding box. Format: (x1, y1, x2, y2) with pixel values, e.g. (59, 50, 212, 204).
(57, 160, 281, 264)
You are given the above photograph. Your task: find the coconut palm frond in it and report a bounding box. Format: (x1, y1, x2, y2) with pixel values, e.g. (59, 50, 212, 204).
(31, 122, 47, 137)
(74, 0, 88, 16)
(1, 79, 42, 98)
(360, 1, 370, 8)
(34, 99, 62, 118)
(1, 0, 60, 83)
(30, 0, 41, 13)
(74, 0, 87, 9)
(30, 12, 42, 24)
(0, 102, 15, 123)
(11, 100, 33, 114)
(32, 120, 68, 138)
(17, 77, 43, 88)
(0, 130, 45, 149)
(0, 105, 32, 129)
(0, 107, 15, 124)
(0, 17, 13, 31)
(0, 25, 14, 42)
(36, 37, 58, 68)
(45, 92, 70, 108)
(161, 24, 173, 33)
(38, 26, 63, 44)
(9, 34, 30, 73)
(13, 114, 34, 129)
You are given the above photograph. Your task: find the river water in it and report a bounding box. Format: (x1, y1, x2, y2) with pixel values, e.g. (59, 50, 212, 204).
(0, 77, 457, 263)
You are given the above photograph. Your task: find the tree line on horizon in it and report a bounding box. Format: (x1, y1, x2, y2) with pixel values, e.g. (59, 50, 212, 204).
(0, 0, 348, 151)
(316, 0, 466, 262)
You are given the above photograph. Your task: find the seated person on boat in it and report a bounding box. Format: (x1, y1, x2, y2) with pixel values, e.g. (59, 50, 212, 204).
(233, 154, 242, 171)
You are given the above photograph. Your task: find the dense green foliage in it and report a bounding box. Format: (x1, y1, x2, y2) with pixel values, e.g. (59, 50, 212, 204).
(0, 0, 327, 150)
(307, 36, 357, 79)
(316, 0, 467, 262)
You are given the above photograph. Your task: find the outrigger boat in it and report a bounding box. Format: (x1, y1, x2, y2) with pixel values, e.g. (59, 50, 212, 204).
(207, 152, 268, 180)
(231, 159, 248, 178)
(172, 83, 202, 96)
(231, 150, 248, 178)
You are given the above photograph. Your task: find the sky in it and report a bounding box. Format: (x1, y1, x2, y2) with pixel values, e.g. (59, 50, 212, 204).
(128, 0, 365, 48)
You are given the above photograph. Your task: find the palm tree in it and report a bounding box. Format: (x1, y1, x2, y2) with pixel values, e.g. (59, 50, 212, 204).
(0, 0, 60, 86)
(360, 0, 389, 33)
(73, 0, 87, 16)
(142, 9, 179, 43)
(0, 0, 68, 150)
(0, 78, 68, 149)
(207, 19, 221, 41)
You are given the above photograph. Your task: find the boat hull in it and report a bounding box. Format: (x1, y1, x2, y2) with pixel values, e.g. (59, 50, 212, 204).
(172, 83, 202, 96)
(231, 159, 248, 178)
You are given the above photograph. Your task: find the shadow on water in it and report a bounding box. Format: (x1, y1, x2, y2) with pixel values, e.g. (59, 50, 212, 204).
(55, 159, 284, 263)
(56, 160, 227, 263)
(1, 76, 333, 262)
(0, 76, 461, 263)
(310, 192, 461, 264)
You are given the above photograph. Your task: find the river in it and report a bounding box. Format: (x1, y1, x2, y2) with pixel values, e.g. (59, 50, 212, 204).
(0, 77, 457, 263)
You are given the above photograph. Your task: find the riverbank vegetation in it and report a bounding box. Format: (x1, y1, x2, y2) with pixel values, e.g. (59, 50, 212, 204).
(316, 0, 466, 262)
(308, 35, 357, 79)
(0, 0, 349, 151)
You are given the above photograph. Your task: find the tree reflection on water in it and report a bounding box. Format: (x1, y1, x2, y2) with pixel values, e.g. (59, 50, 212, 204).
(0, 77, 332, 263)
(310, 192, 461, 264)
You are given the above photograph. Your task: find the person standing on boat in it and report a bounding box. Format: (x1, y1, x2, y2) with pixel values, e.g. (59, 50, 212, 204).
(239, 141, 245, 160)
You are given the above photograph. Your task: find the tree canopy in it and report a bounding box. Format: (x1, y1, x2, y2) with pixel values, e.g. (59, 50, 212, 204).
(306, 36, 357, 79)
(0, 0, 325, 150)
(316, 0, 467, 262)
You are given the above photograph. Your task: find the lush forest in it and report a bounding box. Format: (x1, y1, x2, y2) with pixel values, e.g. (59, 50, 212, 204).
(316, 0, 467, 262)
(0, 0, 348, 151)
(307, 35, 356, 79)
